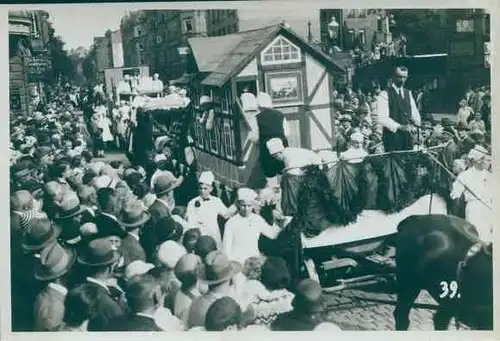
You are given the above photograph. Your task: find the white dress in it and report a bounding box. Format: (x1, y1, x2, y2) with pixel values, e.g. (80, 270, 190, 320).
(101, 117, 114, 142)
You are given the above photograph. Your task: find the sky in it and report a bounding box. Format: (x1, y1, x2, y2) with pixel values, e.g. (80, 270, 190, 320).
(47, 6, 126, 50)
(45, 5, 320, 51)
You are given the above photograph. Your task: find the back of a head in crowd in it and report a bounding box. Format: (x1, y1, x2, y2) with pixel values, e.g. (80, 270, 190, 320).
(194, 235, 218, 261)
(183, 228, 201, 253)
(260, 257, 291, 291)
(97, 187, 116, 213)
(205, 296, 242, 331)
(125, 274, 163, 314)
(11, 190, 33, 211)
(63, 283, 102, 328)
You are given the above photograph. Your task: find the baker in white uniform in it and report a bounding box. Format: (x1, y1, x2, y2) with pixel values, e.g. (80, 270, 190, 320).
(266, 138, 322, 176)
(450, 145, 492, 242)
(186, 171, 236, 246)
(222, 188, 280, 265)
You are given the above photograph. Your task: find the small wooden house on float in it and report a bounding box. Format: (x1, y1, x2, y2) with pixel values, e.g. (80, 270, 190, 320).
(184, 22, 350, 189)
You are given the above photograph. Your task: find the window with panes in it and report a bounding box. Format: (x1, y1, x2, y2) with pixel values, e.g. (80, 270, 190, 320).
(261, 36, 301, 65)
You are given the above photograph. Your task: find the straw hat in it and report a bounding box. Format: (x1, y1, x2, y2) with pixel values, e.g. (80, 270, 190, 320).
(34, 242, 76, 281)
(199, 251, 242, 285)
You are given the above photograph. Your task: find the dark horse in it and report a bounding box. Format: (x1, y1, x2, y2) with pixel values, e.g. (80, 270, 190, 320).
(394, 214, 493, 330)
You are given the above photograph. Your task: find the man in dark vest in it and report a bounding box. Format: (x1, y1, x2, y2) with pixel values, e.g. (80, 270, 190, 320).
(252, 92, 289, 188)
(377, 66, 421, 152)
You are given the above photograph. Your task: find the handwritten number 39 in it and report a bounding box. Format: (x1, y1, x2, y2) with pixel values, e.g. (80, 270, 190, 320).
(439, 281, 459, 298)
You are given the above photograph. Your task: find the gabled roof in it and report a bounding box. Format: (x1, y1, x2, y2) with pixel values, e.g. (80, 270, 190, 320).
(188, 35, 245, 73)
(189, 23, 348, 88)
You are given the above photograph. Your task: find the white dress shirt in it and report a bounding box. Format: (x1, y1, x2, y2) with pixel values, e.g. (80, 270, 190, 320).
(282, 147, 322, 175)
(186, 195, 229, 246)
(222, 213, 280, 264)
(376, 83, 421, 133)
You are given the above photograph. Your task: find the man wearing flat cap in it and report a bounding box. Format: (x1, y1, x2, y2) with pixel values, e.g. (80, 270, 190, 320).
(376, 66, 421, 151)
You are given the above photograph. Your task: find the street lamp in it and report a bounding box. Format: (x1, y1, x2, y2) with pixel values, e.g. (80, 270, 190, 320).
(328, 16, 340, 39)
(328, 16, 341, 52)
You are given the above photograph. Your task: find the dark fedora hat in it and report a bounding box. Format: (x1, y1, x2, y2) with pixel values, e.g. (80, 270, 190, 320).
(77, 238, 121, 267)
(22, 218, 60, 252)
(34, 242, 76, 281)
(55, 194, 86, 220)
(292, 279, 326, 313)
(118, 201, 151, 229)
(199, 251, 242, 285)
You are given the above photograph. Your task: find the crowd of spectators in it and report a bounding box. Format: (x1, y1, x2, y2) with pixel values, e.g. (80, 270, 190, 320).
(9, 84, 348, 332)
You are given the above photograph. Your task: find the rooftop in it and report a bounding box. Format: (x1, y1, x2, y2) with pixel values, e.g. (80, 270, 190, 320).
(189, 23, 348, 88)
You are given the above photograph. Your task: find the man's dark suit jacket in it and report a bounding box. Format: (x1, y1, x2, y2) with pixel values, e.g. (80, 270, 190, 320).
(86, 281, 128, 331)
(141, 200, 182, 262)
(107, 314, 163, 331)
(120, 233, 147, 267)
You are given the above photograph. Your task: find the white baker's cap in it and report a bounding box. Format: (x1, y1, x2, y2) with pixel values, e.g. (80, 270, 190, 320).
(257, 92, 273, 109)
(198, 171, 215, 185)
(237, 188, 258, 202)
(266, 138, 285, 155)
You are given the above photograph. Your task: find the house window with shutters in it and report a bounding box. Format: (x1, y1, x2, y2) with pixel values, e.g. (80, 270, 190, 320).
(194, 118, 205, 148)
(261, 36, 301, 65)
(209, 125, 218, 154)
(221, 85, 232, 113)
(222, 119, 235, 160)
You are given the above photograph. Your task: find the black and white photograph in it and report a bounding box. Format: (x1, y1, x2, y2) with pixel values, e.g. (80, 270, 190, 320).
(7, 2, 494, 335)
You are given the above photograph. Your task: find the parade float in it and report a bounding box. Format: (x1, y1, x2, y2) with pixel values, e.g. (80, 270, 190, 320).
(185, 22, 351, 189)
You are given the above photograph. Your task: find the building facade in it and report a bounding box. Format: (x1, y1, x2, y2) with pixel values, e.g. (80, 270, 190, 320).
(9, 10, 52, 116)
(320, 9, 393, 54)
(206, 9, 239, 36)
(120, 10, 239, 81)
(93, 35, 113, 72)
(110, 29, 124, 68)
(446, 9, 490, 104)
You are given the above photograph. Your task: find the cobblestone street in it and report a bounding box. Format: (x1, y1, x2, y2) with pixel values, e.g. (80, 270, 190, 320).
(324, 287, 469, 331)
